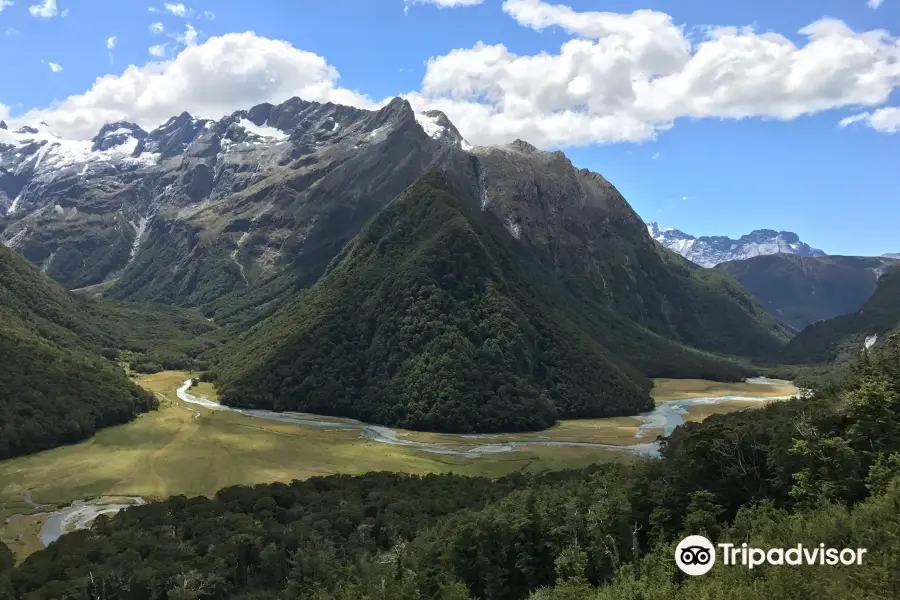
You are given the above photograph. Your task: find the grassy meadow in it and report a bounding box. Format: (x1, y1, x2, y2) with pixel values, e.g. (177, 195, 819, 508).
(0, 373, 796, 561)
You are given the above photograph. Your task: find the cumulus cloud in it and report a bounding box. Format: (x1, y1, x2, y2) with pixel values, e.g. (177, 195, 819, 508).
(107, 36, 117, 50)
(29, 0, 62, 18)
(403, 0, 900, 146)
(839, 106, 900, 132)
(18, 32, 374, 139)
(868, 0, 884, 8)
(150, 22, 164, 34)
(0, 0, 12, 13)
(45, 61, 63, 72)
(8, 0, 900, 147)
(164, 2, 188, 17)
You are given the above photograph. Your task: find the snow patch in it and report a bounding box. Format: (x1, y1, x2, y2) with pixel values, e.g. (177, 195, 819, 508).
(7, 193, 23, 216)
(415, 112, 445, 140)
(238, 119, 288, 141)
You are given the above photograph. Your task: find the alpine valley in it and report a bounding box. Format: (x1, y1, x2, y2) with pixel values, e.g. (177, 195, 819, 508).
(1, 96, 794, 431)
(3, 95, 900, 600)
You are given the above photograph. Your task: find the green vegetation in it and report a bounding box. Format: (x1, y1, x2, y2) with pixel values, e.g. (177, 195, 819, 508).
(781, 264, 900, 364)
(215, 171, 785, 433)
(6, 332, 899, 599)
(0, 245, 220, 459)
(716, 254, 889, 331)
(0, 327, 156, 459)
(0, 243, 219, 372)
(0, 371, 631, 523)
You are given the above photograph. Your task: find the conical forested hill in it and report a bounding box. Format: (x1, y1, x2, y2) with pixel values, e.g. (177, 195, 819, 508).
(214, 167, 785, 433)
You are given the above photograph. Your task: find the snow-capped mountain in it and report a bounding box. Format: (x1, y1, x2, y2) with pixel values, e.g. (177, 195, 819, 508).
(0, 97, 472, 291)
(646, 222, 826, 268)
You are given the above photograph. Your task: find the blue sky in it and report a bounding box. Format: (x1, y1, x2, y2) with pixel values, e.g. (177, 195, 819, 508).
(1, 0, 898, 255)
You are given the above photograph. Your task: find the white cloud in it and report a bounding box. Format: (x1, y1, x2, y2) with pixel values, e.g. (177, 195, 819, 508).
(175, 23, 198, 47)
(164, 2, 189, 17)
(201, 10, 214, 19)
(867, 0, 884, 8)
(652, 152, 660, 159)
(9, 1, 900, 148)
(17, 32, 374, 140)
(408, 0, 485, 6)
(403, 0, 900, 147)
(0, 0, 13, 13)
(46, 61, 63, 72)
(107, 36, 117, 50)
(28, 0, 61, 18)
(4, 27, 19, 36)
(150, 22, 164, 34)
(839, 106, 900, 132)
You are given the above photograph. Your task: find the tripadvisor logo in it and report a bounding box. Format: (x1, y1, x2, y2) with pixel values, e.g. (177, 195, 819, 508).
(675, 535, 868, 576)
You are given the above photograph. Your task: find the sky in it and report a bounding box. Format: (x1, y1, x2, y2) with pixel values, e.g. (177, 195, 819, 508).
(0, 0, 898, 256)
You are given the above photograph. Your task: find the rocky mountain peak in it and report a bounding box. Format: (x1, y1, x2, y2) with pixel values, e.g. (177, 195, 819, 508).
(508, 139, 539, 154)
(648, 222, 826, 267)
(91, 121, 149, 152)
(0, 121, 7, 130)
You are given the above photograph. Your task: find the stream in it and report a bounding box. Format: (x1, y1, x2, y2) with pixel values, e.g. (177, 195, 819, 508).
(29, 378, 795, 549)
(176, 379, 797, 460)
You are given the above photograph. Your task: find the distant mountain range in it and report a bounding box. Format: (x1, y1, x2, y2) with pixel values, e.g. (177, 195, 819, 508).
(647, 223, 826, 268)
(716, 254, 898, 332)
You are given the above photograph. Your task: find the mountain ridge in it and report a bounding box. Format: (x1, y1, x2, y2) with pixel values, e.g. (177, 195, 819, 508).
(647, 222, 826, 267)
(716, 254, 898, 331)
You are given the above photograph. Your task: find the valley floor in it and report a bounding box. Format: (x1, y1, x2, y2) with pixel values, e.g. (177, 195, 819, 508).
(0, 373, 796, 562)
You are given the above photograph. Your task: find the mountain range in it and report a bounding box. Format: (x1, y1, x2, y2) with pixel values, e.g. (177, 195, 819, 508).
(646, 222, 826, 268)
(6, 91, 898, 437)
(1, 95, 793, 438)
(716, 254, 898, 332)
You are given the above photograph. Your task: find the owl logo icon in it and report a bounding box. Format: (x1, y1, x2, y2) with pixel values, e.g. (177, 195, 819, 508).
(675, 535, 716, 576)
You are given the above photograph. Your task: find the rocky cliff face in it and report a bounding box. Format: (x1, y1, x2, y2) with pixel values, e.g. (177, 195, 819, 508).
(0, 97, 469, 307)
(647, 222, 826, 268)
(1, 96, 785, 359)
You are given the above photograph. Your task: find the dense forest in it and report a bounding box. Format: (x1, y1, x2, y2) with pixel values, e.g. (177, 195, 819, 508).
(214, 171, 773, 433)
(715, 254, 889, 331)
(0, 328, 157, 459)
(0, 244, 216, 459)
(781, 265, 900, 364)
(9, 330, 899, 598)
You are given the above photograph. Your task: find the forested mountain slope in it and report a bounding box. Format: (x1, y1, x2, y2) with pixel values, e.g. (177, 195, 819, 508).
(0, 245, 215, 458)
(716, 253, 895, 331)
(11, 332, 900, 600)
(213, 152, 787, 432)
(781, 264, 900, 364)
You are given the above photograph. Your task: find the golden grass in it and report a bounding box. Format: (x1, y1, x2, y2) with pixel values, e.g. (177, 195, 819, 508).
(683, 399, 777, 422)
(0, 372, 631, 512)
(1, 372, 793, 561)
(190, 381, 218, 402)
(1, 513, 50, 563)
(650, 378, 797, 404)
